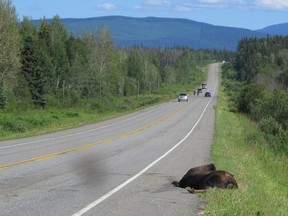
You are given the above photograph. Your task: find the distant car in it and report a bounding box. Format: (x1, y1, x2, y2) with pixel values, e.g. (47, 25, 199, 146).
(178, 93, 188, 102)
(205, 92, 211, 97)
(202, 83, 207, 89)
(197, 88, 202, 94)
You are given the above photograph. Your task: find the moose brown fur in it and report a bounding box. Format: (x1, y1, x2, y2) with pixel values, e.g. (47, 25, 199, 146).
(172, 163, 238, 193)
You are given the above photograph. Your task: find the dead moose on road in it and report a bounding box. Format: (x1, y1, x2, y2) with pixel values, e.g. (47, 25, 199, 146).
(172, 163, 238, 193)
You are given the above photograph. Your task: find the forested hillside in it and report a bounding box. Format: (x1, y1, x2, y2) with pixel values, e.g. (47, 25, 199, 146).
(222, 35, 288, 155)
(257, 23, 288, 35)
(234, 36, 288, 88)
(32, 16, 266, 51)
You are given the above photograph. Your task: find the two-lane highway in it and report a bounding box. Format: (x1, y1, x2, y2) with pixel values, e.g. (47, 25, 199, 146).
(0, 63, 219, 216)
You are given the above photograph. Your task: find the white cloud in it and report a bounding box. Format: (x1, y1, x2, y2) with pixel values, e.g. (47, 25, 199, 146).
(137, 0, 244, 13)
(175, 5, 194, 12)
(198, 0, 225, 4)
(136, 0, 288, 13)
(96, 3, 117, 10)
(196, 0, 288, 10)
(256, 0, 288, 9)
(135, 0, 171, 11)
(196, 0, 245, 7)
(144, 0, 171, 6)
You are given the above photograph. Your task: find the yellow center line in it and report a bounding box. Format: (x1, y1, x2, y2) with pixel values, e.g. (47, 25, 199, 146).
(0, 106, 185, 170)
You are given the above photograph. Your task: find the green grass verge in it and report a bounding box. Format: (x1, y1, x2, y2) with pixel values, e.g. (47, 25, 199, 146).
(202, 88, 288, 215)
(0, 82, 203, 140)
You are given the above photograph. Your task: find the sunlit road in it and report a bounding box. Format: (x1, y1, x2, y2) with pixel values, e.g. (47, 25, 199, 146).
(0, 63, 219, 216)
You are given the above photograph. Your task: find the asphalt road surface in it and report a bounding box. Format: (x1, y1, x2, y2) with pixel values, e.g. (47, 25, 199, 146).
(0, 63, 220, 216)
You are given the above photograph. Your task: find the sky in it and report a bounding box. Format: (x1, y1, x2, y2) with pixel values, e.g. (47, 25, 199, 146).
(11, 0, 288, 30)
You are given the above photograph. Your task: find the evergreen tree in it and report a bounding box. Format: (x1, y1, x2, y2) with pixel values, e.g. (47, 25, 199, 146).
(21, 36, 46, 106)
(127, 49, 144, 94)
(38, 18, 54, 94)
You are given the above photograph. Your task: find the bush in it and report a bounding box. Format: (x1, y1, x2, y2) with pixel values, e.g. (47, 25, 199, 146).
(65, 111, 80, 118)
(23, 114, 56, 127)
(259, 116, 283, 135)
(0, 81, 5, 109)
(256, 90, 288, 130)
(236, 84, 267, 114)
(0, 117, 28, 133)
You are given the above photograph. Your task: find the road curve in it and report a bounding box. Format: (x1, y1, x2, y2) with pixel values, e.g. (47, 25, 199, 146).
(0, 63, 220, 216)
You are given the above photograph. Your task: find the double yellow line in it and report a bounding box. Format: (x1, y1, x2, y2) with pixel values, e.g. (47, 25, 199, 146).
(0, 106, 185, 170)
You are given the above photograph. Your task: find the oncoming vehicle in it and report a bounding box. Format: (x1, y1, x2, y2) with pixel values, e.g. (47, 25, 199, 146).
(202, 83, 207, 89)
(197, 88, 202, 95)
(205, 92, 211, 97)
(178, 93, 188, 102)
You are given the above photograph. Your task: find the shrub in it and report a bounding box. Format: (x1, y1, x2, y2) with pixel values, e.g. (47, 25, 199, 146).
(257, 90, 288, 130)
(0, 118, 28, 133)
(0, 81, 6, 109)
(236, 84, 267, 114)
(65, 111, 80, 118)
(259, 116, 283, 136)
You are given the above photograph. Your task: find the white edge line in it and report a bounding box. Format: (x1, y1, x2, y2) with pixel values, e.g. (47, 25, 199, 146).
(71, 83, 216, 216)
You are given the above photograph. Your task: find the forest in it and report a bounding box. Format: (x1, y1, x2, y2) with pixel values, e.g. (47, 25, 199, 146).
(234, 36, 288, 86)
(222, 35, 288, 155)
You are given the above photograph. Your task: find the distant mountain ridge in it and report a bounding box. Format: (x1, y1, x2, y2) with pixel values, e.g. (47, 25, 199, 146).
(32, 16, 288, 51)
(257, 23, 288, 35)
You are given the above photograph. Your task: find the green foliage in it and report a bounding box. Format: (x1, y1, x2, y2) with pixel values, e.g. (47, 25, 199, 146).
(0, 81, 195, 140)
(235, 36, 288, 85)
(259, 116, 283, 136)
(272, 92, 288, 128)
(127, 49, 144, 90)
(0, 0, 21, 108)
(236, 83, 267, 114)
(278, 70, 288, 89)
(21, 36, 46, 106)
(0, 80, 6, 108)
(0, 116, 28, 133)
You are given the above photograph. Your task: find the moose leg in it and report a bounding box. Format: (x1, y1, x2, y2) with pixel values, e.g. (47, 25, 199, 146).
(185, 187, 207, 193)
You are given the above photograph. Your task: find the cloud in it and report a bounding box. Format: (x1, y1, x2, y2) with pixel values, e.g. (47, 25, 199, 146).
(135, 0, 171, 11)
(136, 0, 288, 13)
(256, 0, 288, 9)
(144, 0, 171, 6)
(198, 0, 226, 4)
(96, 3, 117, 10)
(175, 4, 194, 12)
(171, 0, 246, 11)
(196, 0, 245, 7)
(196, 0, 288, 10)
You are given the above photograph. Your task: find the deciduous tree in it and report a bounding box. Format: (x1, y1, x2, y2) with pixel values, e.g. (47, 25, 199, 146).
(0, 0, 21, 108)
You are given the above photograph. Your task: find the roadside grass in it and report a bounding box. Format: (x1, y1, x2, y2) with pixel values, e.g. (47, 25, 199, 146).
(0, 82, 203, 140)
(201, 89, 288, 215)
